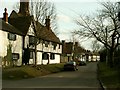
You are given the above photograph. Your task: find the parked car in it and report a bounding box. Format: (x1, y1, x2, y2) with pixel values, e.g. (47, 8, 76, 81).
(78, 61, 86, 66)
(64, 61, 78, 71)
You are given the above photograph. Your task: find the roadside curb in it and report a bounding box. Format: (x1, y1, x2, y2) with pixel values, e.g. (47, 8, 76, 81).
(97, 62, 107, 90)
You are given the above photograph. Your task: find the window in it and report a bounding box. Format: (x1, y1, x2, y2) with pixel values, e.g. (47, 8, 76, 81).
(59, 44, 61, 49)
(50, 53, 55, 60)
(12, 53, 19, 60)
(29, 36, 35, 45)
(42, 52, 49, 60)
(8, 33, 16, 41)
(30, 51, 33, 59)
(52, 43, 57, 50)
(45, 41, 49, 47)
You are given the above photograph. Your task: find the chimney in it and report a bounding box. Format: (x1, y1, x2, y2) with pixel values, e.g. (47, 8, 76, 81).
(3, 8, 8, 23)
(45, 16, 50, 30)
(62, 40, 65, 44)
(75, 42, 78, 47)
(19, 0, 30, 16)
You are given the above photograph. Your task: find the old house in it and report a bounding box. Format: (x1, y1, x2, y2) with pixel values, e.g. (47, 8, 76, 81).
(0, 8, 23, 66)
(62, 40, 87, 62)
(8, 1, 62, 65)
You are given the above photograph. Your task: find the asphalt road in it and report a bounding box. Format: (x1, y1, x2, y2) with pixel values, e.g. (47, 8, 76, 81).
(2, 62, 102, 90)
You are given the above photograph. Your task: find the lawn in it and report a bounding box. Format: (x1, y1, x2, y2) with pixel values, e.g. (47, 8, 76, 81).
(98, 61, 120, 89)
(2, 63, 65, 80)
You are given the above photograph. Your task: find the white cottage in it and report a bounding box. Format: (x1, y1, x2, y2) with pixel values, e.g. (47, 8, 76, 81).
(35, 18, 62, 65)
(8, 1, 62, 65)
(0, 8, 23, 66)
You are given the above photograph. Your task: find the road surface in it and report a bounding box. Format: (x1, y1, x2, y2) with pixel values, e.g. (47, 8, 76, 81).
(2, 62, 102, 90)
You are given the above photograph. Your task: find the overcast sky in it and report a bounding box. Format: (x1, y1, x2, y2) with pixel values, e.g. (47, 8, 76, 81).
(0, 0, 119, 50)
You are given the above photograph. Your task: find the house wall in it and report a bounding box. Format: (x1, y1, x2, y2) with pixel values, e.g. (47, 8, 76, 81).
(0, 30, 23, 66)
(88, 55, 100, 61)
(24, 23, 62, 65)
(36, 41, 62, 65)
(25, 23, 35, 48)
(24, 23, 35, 65)
(37, 42, 62, 54)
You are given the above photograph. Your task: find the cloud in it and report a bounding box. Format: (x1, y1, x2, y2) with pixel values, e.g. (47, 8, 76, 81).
(57, 14, 71, 23)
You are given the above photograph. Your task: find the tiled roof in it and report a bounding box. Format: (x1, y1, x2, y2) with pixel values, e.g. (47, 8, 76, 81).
(62, 42, 86, 54)
(9, 10, 60, 43)
(0, 19, 23, 35)
(9, 13, 33, 36)
(35, 21, 60, 43)
(62, 42, 73, 54)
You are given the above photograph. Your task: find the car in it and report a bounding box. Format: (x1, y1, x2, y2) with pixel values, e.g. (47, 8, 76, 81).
(78, 61, 86, 66)
(64, 61, 78, 71)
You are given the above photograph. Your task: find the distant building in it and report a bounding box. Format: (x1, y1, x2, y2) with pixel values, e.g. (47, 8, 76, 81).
(61, 40, 86, 62)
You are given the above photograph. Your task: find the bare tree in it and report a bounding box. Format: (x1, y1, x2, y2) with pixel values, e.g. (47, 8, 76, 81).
(74, 2, 120, 67)
(13, 0, 59, 35)
(91, 40, 102, 52)
(30, 0, 58, 34)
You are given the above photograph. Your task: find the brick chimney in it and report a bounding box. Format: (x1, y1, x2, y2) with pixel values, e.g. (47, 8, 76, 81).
(3, 8, 8, 23)
(45, 16, 50, 30)
(19, 0, 30, 16)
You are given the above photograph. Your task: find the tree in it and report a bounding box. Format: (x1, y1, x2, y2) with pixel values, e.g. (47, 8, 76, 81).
(74, 2, 120, 67)
(13, 0, 59, 35)
(30, 0, 58, 35)
(91, 40, 102, 52)
(6, 42, 12, 66)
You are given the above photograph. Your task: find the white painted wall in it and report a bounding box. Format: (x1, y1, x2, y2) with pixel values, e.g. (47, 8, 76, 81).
(37, 52, 42, 64)
(24, 23, 62, 65)
(0, 30, 23, 66)
(49, 54, 60, 64)
(36, 41, 62, 65)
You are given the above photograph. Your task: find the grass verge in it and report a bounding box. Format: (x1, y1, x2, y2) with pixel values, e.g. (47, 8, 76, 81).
(98, 61, 120, 89)
(2, 63, 64, 80)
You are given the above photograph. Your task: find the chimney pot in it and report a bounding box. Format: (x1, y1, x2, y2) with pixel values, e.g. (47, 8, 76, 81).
(3, 8, 8, 23)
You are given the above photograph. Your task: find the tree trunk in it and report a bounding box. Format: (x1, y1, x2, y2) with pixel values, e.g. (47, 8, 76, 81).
(109, 48, 114, 68)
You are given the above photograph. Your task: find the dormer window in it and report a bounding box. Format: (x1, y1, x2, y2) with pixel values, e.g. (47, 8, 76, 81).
(8, 33, 16, 41)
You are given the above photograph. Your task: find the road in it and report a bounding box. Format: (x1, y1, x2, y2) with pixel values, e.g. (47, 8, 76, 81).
(2, 62, 102, 90)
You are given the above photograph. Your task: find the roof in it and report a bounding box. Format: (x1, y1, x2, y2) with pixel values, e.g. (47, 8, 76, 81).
(62, 42, 86, 54)
(62, 42, 73, 54)
(9, 12, 33, 36)
(0, 19, 23, 35)
(35, 21, 60, 43)
(9, 10, 60, 43)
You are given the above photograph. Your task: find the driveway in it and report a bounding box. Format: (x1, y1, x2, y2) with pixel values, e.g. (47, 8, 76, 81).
(2, 62, 102, 90)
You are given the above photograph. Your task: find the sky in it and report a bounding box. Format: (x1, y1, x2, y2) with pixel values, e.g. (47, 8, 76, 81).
(0, 0, 119, 50)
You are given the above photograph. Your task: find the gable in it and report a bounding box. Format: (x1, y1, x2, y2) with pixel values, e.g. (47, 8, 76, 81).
(27, 22, 35, 36)
(9, 14, 33, 36)
(9, 10, 19, 19)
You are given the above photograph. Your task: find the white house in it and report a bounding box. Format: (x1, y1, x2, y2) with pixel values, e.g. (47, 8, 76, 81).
(35, 19, 62, 64)
(8, 1, 62, 65)
(0, 8, 23, 66)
